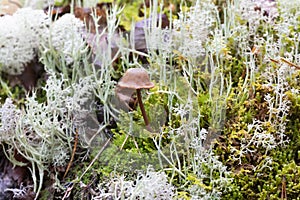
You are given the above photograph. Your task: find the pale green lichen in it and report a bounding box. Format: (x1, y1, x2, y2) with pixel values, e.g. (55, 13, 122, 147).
(2, 0, 300, 199)
(0, 8, 49, 75)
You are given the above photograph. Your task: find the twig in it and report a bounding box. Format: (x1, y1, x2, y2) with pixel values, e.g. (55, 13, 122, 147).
(79, 138, 111, 180)
(280, 57, 300, 70)
(120, 134, 129, 150)
(62, 137, 110, 199)
(62, 183, 74, 200)
(281, 175, 287, 200)
(63, 129, 79, 178)
(269, 58, 280, 64)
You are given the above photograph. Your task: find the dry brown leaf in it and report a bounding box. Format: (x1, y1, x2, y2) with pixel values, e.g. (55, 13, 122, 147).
(0, 0, 21, 16)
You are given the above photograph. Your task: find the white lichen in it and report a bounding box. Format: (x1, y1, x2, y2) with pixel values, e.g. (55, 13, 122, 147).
(95, 166, 175, 199)
(0, 8, 49, 75)
(172, 0, 217, 59)
(189, 134, 232, 200)
(0, 98, 21, 141)
(49, 14, 86, 65)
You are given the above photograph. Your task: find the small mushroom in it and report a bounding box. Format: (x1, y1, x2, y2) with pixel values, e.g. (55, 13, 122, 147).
(117, 68, 155, 131)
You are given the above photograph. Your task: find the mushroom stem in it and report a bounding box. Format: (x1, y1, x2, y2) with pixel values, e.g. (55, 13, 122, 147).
(136, 89, 152, 131)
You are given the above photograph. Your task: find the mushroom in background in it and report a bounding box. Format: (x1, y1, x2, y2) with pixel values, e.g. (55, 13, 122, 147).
(116, 68, 155, 132)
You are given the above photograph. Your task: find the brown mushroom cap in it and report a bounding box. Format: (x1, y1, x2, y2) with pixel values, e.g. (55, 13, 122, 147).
(117, 68, 155, 89)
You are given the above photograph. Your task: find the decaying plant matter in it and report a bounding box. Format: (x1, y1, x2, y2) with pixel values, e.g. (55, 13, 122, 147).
(1, 0, 300, 199)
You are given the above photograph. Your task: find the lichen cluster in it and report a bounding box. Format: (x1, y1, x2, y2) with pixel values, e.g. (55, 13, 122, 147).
(1, 0, 300, 199)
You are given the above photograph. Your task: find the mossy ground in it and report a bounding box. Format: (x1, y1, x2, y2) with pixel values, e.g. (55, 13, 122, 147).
(1, 0, 300, 199)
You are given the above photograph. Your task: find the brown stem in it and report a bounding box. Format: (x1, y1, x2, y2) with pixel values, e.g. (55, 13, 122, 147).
(280, 57, 300, 70)
(137, 89, 149, 126)
(136, 89, 153, 132)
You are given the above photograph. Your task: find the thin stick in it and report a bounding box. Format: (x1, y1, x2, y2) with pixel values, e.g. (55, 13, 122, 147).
(120, 135, 141, 155)
(132, 137, 141, 155)
(120, 134, 129, 150)
(281, 175, 287, 199)
(280, 57, 300, 70)
(64, 129, 79, 178)
(269, 58, 280, 64)
(79, 138, 111, 180)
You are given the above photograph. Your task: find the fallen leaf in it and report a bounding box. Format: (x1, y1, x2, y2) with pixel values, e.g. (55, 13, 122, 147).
(0, 0, 21, 16)
(46, 5, 70, 20)
(16, 57, 44, 90)
(74, 4, 107, 33)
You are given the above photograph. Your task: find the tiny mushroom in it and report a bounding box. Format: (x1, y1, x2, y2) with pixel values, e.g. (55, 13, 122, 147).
(117, 68, 155, 132)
